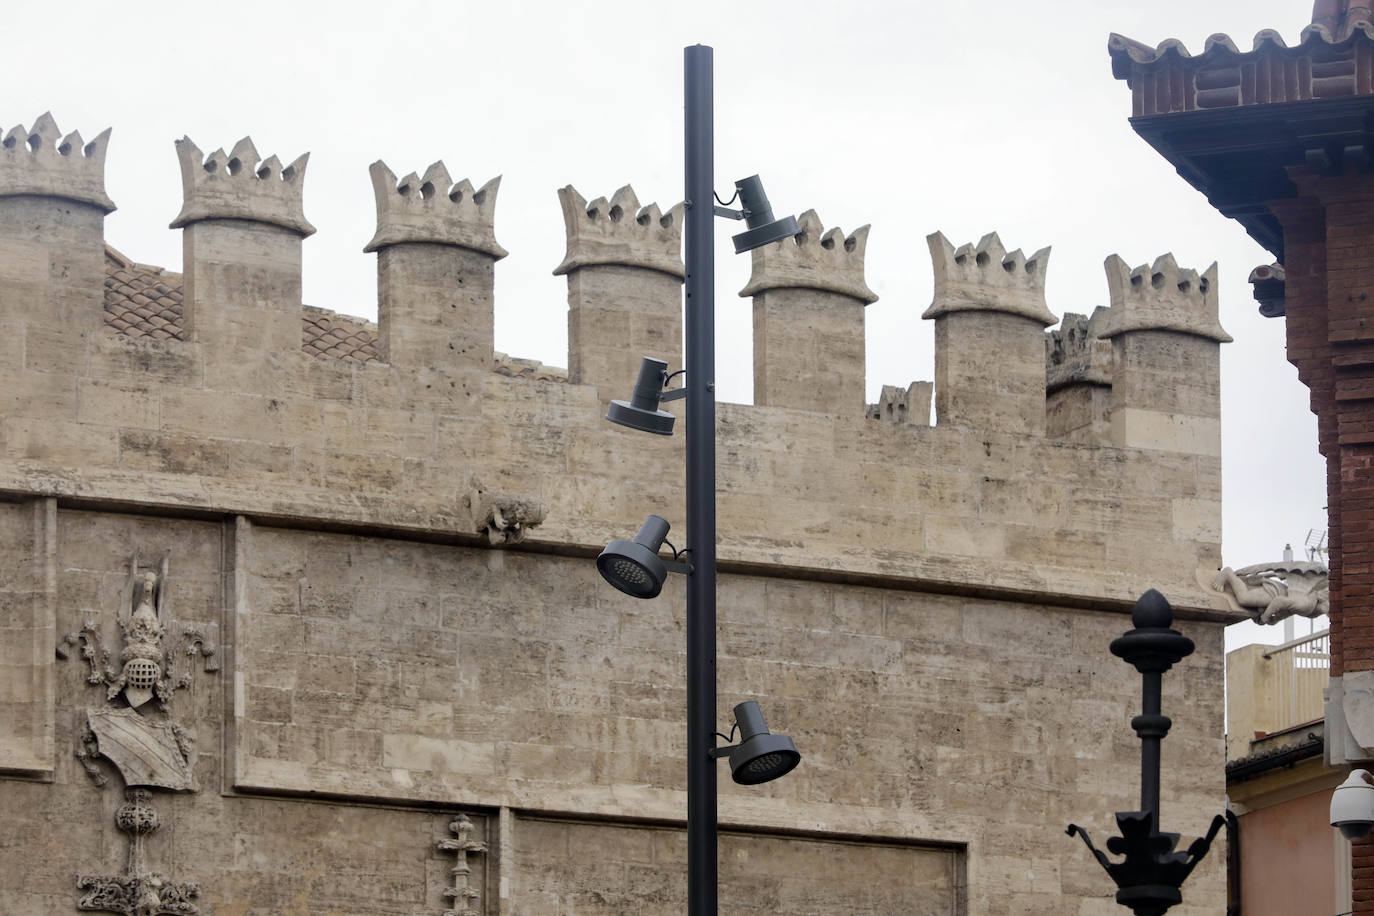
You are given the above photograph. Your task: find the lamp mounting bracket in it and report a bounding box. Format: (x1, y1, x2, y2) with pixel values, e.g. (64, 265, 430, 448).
(713, 205, 748, 221)
(660, 387, 688, 402)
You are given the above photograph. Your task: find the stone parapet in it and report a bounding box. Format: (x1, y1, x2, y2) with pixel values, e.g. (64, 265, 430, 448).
(170, 136, 313, 236)
(366, 161, 504, 369)
(1101, 253, 1228, 457)
(1046, 309, 1113, 392)
(1045, 309, 1114, 444)
(364, 161, 506, 258)
(739, 209, 877, 303)
(557, 184, 683, 401)
(0, 113, 114, 212)
(553, 184, 683, 279)
(923, 230, 1054, 324)
(745, 210, 874, 414)
(1102, 253, 1230, 342)
(925, 231, 1056, 435)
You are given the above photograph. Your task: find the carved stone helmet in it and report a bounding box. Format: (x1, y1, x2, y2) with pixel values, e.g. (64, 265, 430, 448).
(119, 570, 165, 709)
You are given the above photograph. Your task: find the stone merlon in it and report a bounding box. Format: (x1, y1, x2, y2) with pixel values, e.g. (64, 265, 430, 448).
(364, 161, 506, 259)
(1046, 308, 1113, 393)
(553, 184, 684, 279)
(0, 112, 114, 212)
(740, 209, 877, 304)
(923, 231, 1055, 325)
(1102, 253, 1231, 342)
(170, 136, 314, 236)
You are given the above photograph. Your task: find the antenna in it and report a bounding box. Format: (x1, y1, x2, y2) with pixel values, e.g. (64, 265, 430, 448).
(1305, 528, 1328, 562)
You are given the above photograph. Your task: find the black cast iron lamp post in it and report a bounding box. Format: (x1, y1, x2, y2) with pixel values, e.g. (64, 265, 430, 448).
(593, 44, 803, 916)
(1066, 589, 1225, 916)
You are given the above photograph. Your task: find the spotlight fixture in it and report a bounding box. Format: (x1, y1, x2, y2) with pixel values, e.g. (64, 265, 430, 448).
(596, 514, 682, 599)
(729, 175, 800, 254)
(606, 357, 678, 436)
(710, 700, 800, 785)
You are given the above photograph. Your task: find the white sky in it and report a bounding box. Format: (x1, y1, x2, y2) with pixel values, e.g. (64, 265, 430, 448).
(6, 0, 1325, 651)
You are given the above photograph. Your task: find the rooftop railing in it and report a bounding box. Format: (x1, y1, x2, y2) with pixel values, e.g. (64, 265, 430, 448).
(1262, 629, 1330, 735)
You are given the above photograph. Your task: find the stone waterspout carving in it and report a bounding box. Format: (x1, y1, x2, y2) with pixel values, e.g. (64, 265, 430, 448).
(1210, 560, 1330, 624)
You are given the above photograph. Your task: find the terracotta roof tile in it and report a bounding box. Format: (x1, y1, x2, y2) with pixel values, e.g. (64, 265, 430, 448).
(1109, 21, 1374, 80)
(100, 246, 564, 377)
(1109, 23, 1374, 116)
(300, 306, 382, 364)
(103, 245, 382, 364)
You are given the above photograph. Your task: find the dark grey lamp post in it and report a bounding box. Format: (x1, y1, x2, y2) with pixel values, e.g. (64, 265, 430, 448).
(595, 44, 802, 916)
(1067, 589, 1226, 916)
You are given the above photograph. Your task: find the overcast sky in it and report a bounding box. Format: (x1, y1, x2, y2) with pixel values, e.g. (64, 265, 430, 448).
(6, 0, 1326, 650)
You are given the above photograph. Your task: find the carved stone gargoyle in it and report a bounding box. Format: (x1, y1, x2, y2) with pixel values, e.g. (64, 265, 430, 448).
(467, 480, 547, 546)
(1207, 561, 1329, 625)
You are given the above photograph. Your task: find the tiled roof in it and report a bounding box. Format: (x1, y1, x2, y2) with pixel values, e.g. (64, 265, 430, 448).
(301, 306, 380, 363)
(103, 245, 380, 363)
(101, 246, 566, 378)
(1225, 729, 1323, 782)
(104, 247, 184, 341)
(1109, 22, 1374, 115)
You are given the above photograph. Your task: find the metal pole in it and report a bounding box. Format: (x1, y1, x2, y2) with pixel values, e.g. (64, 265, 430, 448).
(683, 43, 717, 916)
(1140, 671, 1163, 825)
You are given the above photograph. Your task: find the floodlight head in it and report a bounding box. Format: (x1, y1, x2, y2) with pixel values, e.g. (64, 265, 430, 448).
(605, 357, 676, 435)
(722, 700, 800, 785)
(597, 515, 672, 599)
(731, 174, 800, 254)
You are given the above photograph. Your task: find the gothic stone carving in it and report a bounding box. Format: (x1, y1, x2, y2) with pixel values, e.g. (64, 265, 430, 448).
(437, 813, 487, 916)
(59, 554, 213, 912)
(1210, 561, 1330, 624)
(76, 788, 201, 916)
(468, 483, 548, 547)
(59, 553, 219, 714)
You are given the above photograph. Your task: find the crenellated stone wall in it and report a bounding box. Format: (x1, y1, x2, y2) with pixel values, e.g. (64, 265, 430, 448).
(0, 111, 1239, 915)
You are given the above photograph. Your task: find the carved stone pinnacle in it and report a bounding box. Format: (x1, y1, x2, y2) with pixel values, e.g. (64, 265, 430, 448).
(169, 135, 314, 236)
(740, 209, 877, 304)
(0, 112, 115, 212)
(1101, 253, 1231, 342)
(553, 184, 685, 279)
(364, 160, 506, 258)
(923, 230, 1056, 325)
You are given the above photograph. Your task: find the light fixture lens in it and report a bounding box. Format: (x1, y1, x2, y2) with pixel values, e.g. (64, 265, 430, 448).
(743, 752, 793, 781)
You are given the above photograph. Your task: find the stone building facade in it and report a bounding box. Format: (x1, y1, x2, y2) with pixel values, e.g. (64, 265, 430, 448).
(0, 110, 1238, 914)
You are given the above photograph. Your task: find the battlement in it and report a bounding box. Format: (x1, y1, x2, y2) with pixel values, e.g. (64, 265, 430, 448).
(1046, 308, 1113, 393)
(0, 110, 1236, 617)
(0, 112, 113, 212)
(553, 184, 684, 279)
(740, 209, 877, 303)
(923, 231, 1054, 324)
(1102, 253, 1231, 342)
(170, 136, 313, 235)
(364, 161, 506, 257)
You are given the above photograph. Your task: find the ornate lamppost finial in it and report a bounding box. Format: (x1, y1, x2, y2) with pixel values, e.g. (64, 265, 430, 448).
(1066, 589, 1226, 916)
